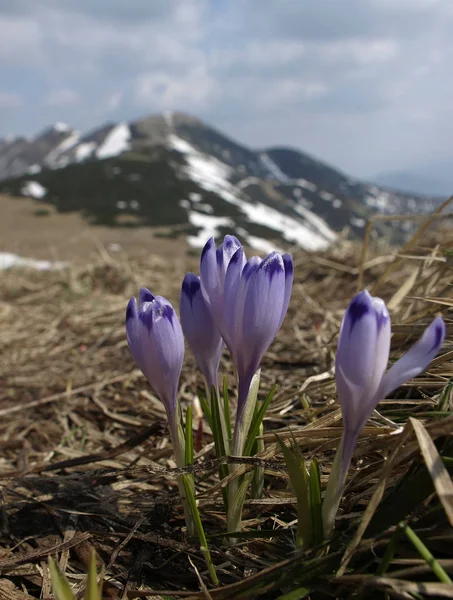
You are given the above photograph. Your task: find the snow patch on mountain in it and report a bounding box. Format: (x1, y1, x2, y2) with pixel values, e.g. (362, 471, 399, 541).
(247, 236, 283, 254)
(241, 201, 332, 251)
(21, 181, 47, 199)
(76, 142, 96, 162)
(260, 153, 290, 182)
(54, 122, 71, 133)
(187, 211, 233, 246)
(296, 179, 317, 192)
(46, 131, 80, 165)
(169, 134, 334, 251)
(96, 123, 131, 159)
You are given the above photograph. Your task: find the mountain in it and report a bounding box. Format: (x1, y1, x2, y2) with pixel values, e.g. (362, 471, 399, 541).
(0, 112, 445, 253)
(374, 164, 453, 197)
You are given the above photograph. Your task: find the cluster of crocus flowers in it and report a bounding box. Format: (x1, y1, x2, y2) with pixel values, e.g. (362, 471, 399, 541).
(126, 234, 294, 536)
(322, 290, 446, 537)
(198, 237, 294, 458)
(125, 234, 446, 545)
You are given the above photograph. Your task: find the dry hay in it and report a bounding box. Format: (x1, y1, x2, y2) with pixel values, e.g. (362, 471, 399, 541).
(0, 221, 452, 599)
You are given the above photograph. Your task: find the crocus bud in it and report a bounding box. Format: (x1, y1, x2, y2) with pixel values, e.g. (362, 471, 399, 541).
(180, 273, 223, 391)
(199, 235, 245, 338)
(323, 289, 446, 537)
(223, 250, 294, 456)
(224, 250, 294, 407)
(126, 288, 184, 429)
(336, 290, 446, 469)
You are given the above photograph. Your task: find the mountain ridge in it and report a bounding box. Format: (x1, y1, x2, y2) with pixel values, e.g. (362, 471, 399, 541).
(0, 111, 445, 253)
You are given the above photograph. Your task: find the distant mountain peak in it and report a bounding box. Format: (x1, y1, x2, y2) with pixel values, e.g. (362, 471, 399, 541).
(53, 122, 71, 133)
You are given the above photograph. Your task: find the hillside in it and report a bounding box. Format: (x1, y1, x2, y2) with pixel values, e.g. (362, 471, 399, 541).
(0, 112, 445, 252)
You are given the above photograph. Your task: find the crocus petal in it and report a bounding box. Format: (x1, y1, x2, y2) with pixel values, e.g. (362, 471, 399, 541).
(180, 272, 223, 390)
(377, 316, 446, 401)
(200, 235, 245, 333)
(200, 237, 220, 312)
(139, 287, 154, 307)
(222, 247, 246, 352)
(238, 252, 286, 389)
(126, 297, 145, 372)
(216, 235, 242, 286)
(335, 290, 391, 435)
(126, 293, 184, 417)
(278, 253, 294, 329)
(336, 291, 379, 389)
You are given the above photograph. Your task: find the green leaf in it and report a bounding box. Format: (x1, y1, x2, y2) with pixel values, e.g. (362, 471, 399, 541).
(49, 557, 75, 600)
(400, 522, 453, 583)
(84, 550, 103, 600)
(181, 474, 219, 586)
(197, 391, 212, 429)
(210, 386, 229, 510)
(251, 418, 265, 499)
(211, 386, 227, 458)
(243, 384, 277, 457)
(226, 472, 254, 538)
(185, 405, 194, 466)
(437, 380, 453, 414)
(276, 435, 312, 549)
(223, 376, 232, 442)
(277, 587, 313, 600)
(309, 459, 323, 545)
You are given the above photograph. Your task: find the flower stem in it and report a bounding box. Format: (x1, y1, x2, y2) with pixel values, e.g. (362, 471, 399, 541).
(169, 418, 196, 538)
(322, 434, 354, 539)
(226, 371, 261, 541)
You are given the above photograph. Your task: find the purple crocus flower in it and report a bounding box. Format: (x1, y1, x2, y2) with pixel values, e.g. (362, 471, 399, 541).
(336, 290, 446, 471)
(180, 272, 224, 392)
(126, 288, 184, 446)
(223, 249, 294, 453)
(323, 289, 446, 537)
(199, 235, 245, 338)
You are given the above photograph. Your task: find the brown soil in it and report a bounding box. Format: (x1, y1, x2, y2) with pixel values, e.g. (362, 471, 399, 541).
(0, 194, 189, 264)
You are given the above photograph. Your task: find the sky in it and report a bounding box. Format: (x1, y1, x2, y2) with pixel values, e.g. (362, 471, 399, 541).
(1, 0, 453, 179)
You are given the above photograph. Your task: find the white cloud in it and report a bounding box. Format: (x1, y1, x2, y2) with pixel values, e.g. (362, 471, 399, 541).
(1, 0, 453, 178)
(316, 38, 399, 65)
(135, 66, 219, 110)
(45, 89, 80, 107)
(105, 91, 123, 111)
(0, 91, 22, 108)
(0, 15, 43, 65)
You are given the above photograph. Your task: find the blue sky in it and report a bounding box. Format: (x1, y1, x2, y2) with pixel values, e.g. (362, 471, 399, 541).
(1, 0, 453, 178)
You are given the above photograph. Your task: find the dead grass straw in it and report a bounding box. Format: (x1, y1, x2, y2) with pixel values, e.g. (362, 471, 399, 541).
(0, 217, 452, 599)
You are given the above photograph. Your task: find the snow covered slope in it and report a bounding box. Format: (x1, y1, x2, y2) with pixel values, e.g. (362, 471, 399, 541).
(0, 111, 444, 251)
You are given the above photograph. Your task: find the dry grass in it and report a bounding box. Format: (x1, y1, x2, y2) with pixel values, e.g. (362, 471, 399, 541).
(0, 222, 452, 599)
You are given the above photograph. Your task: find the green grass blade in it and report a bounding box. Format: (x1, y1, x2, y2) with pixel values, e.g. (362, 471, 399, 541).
(84, 550, 102, 600)
(185, 405, 194, 466)
(251, 418, 265, 499)
(309, 459, 323, 545)
(243, 384, 277, 457)
(49, 557, 75, 600)
(400, 522, 452, 583)
(223, 376, 232, 442)
(437, 380, 453, 413)
(277, 587, 313, 600)
(181, 474, 219, 586)
(226, 472, 254, 538)
(275, 435, 312, 548)
(197, 391, 212, 429)
(211, 386, 226, 457)
(209, 386, 229, 509)
(376, 526, 401, 576)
